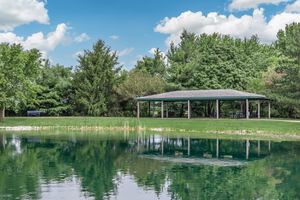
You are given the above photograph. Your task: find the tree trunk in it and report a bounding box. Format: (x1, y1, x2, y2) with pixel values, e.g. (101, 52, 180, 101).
(0, 107, 5, 121)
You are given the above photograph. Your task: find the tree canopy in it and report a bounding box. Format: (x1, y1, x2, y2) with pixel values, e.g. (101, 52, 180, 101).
(269, 22, 300, 118)
(135, 48, 167, 78)
(1, 23, 300, 118)
(0, 43, 42, 119)
(167, 32, 273, 90)
(73, 40, 121, 116)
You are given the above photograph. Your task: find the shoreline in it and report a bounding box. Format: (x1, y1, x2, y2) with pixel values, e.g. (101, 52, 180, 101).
(1, 124, 300, 141)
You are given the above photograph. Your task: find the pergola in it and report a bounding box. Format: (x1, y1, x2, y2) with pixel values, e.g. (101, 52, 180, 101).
(136, 89, 270, 119)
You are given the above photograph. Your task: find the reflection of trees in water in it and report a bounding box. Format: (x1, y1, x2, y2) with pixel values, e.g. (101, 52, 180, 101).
(116, 139, 300, 200)
(0, 148, 41, 199)
(116, 153, 280, 200)
(0, 136, 128, 200)
(0, 135, 300, 200)
(59, 140, 129, 200)
(115, 153, 169, 195)
(263, 142, 300, 199)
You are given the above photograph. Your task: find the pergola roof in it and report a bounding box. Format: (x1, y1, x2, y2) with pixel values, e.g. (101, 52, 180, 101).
(136, 89, 268, 101)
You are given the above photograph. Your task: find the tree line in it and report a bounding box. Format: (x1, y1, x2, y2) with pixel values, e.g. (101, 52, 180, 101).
(0, 23, 300, 119)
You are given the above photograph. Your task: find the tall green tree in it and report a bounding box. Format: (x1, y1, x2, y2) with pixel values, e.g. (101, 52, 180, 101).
(0, 43, 41, 120)
(135, 48, 166, 78)
(28, 61, 73, 116)
(167, 32, 273, 90)
(270, 22, 300, 118)
(73, 40, 121, 116)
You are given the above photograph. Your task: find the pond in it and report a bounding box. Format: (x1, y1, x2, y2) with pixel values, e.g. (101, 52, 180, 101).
(0, 131, 299, 200)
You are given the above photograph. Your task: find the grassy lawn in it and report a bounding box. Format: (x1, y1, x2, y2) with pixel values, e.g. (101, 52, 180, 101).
(0, 117, 300, 135)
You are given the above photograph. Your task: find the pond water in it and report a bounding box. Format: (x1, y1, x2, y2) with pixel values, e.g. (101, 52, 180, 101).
(0, 132, 299, 200)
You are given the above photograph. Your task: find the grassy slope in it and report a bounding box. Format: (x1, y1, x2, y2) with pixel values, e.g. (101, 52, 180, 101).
(0, 117, 300, 134)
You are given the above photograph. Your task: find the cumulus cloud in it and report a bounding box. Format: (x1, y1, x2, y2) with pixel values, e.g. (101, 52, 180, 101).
(73, 51, 84, 58)
(148, 48, 157, 55)
(110, 35, 120, 40)
(0, 0, 49, 31)
(285, 0, 300, 12)
(74, 33, 90, 43)
(117, 48, 134, 57)
(154, 9, 300, 45)
(229, 0, 289, 11)
(0, 23, 69, 56)
(148, 48, 168, 64)
(148, 47, 166, 57)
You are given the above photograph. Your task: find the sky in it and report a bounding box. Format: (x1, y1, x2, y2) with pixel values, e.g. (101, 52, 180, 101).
(1, 0, 300, 69)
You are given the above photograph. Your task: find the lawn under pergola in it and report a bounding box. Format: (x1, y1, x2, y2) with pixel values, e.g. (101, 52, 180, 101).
(136, 89, 271, 119)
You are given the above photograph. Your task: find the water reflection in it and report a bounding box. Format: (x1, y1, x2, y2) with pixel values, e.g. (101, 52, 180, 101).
(136, 136, 271, 161)
(0, 132, 299, 200)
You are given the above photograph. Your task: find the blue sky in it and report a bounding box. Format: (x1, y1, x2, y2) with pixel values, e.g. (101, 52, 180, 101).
(1, 0, 300, 69)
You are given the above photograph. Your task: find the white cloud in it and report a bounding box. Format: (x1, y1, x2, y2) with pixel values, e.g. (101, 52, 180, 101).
(154, 9, 300, 45)
(148, 48, 168, 65)
(73, 51, 84, 58)
(74, 33, 90, 43)
(0, 32, 23, 44)
(0, 23, 69, 56)
(136, 54, 144, 60)
(229, 0, 289, 11)
(110, 35, 120, 40)
(148, 47, 166, 58)
(148, 48, 157, 55)
(0, 0, 49, 31)
(285, 0, 300, 12)
(117, 48, 134, 57)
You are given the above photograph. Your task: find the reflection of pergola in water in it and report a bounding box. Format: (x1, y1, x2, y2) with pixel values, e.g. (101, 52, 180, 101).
(135, 136, 272, 161)
(136, 89, 270, 119)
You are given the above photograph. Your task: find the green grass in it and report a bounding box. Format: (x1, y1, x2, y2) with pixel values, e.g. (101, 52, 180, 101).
(0, 117, 300, 135)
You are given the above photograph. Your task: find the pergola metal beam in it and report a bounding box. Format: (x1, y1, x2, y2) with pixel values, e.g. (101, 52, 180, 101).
(161, 101, 164, 119)
(268, 101, 271, 119)
(246, 99, 249, 119)
(216, 99, 220, 119)
(188, 100, 191, 119)
(257, 100, 261, 119)
(137, 101, 140, 119)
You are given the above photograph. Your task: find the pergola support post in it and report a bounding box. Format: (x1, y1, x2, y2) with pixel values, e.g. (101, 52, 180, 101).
(188, 137, 190, 156)
(246, 99, 249, 119)
(216, 139, 219, 158)
(137, 101, 140, 119)
(188, 100, 191, 119)
(246, 139, 250, 160)
(216, 99, 220, 119)
(166, 102, 169, 118)
(257, 100, 261, 119)
(161, 101, 164, 119)
(161, 137, 164, 156)
(258, 140, 261, 156)
(268, 101, 271, 119)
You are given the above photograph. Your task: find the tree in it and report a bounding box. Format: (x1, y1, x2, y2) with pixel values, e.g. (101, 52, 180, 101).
(269, 23, 300, 118)
(0, 43, 41, 120)
(116, 70, 166, 116)
(73, 40, 121, 116)
(135, 48, 166, 78)
(27, 61, 73, 116)
(167, 32, 273, 90)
